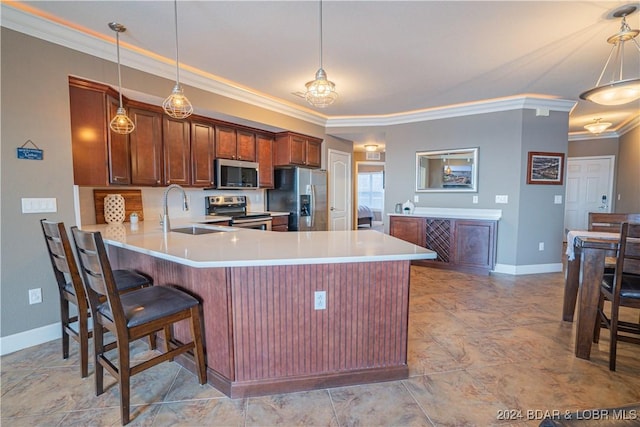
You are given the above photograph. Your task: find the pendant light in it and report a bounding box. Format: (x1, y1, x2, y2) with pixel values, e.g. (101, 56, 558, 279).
(108, 22, 135, 135)
(162, 0, 193, 119)
(584, 118, 612, 134)
(304, 0, 338, 108)
(579, 6, 640, 106)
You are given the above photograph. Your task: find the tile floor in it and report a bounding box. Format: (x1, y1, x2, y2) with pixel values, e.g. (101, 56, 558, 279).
(2, 266, 639, 426)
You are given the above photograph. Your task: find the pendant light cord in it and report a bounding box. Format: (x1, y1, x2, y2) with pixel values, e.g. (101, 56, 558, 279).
(115, 30, 124, 108)
(319, 0, 323, 69)
(173, 0, 181, 85)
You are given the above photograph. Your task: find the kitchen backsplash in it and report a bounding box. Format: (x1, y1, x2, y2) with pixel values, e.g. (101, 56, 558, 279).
(76, 186, 267, 226)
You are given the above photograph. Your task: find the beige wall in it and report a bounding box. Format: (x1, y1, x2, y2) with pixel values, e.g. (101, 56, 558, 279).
(0, 28, 331, 343)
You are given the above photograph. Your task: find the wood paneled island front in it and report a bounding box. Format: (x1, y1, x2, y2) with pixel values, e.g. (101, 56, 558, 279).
(82, 222, 436, 398)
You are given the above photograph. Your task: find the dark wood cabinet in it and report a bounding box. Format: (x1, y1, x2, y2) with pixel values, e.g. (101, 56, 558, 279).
(191, 121, 215, 187)
(69, 81, 110, 186)
(236, 130, 256, 161)
(107, 96, 131, 185)
(389, 216, 425, 247)
(215, 126, 256, 161)
(274, 132, 322, 168)
(271, 215, 289, 232)
(256, 133, 274, 188)
(129, 107, 163, 186)
(390, 215, 497, 275)
(163, 117, 190, 186)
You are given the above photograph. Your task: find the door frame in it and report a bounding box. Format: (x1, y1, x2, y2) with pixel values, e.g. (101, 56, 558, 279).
(355, 160, 386, 226)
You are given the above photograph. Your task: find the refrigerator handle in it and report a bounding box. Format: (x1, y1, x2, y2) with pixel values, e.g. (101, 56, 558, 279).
(310, 184, 316, 227)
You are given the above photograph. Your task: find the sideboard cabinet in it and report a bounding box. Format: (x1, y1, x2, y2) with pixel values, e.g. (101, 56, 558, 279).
(389, 215, 497, 275)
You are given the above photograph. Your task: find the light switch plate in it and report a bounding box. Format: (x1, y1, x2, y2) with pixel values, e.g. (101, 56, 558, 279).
(21, 198, 57, 213)
(554, 195, 562, 204)
(495, 195, 508, 204)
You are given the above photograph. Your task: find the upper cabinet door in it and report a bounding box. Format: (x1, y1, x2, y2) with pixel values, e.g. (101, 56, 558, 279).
(191, 121, 215, 187)
(215, 125, 237, 160)
(163, 117, 191, 186)
(236, 130, 256, 161)
(257, 134, 274, 188)
(129, 107, 163, 186)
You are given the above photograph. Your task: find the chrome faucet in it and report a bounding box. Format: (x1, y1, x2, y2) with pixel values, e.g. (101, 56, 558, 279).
(161, 184, 189, 233)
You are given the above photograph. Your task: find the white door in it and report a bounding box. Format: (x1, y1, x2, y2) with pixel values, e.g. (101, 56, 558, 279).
(564, 156, 615, 234)
(328, 149, 352, 231)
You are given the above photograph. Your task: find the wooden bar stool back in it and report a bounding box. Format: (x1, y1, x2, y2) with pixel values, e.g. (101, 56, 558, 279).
(596, 222, 640, 371)
(70, 227, 207, 425)
(40, 219, 151, 378)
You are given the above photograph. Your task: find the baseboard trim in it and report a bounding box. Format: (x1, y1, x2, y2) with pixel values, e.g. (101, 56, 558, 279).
(493, 263, 563, 275)
(0, 322, 60, 356)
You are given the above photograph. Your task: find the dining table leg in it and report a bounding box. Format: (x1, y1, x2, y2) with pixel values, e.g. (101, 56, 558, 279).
(574, 247, 605, 360)
(562, 256, 580, 322)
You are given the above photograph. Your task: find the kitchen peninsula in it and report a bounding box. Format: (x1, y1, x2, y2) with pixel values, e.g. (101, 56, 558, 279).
(81, 221, 436, 397)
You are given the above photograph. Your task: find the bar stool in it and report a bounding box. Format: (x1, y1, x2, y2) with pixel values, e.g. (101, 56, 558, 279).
(40, 220, 151, 378)
(71, 227, 207, 425)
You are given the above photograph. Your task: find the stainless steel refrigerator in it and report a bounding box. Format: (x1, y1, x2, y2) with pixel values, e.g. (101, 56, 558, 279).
(267, 167, 328, 231)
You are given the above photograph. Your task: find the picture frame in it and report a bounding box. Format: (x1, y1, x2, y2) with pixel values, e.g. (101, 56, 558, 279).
(526, 151, 564, 185)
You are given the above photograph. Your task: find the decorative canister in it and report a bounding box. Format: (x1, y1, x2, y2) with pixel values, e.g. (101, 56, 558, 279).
(104, 194, 125, 224)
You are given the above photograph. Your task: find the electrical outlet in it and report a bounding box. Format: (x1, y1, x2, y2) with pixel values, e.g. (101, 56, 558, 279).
(314, 291, 326, 310)
(413, 195, 419, 203)
(554, 195, 562, 204)
(538, 242, 545, 251)
(29, 288, 42, 304)
(472, 195, 478, 204)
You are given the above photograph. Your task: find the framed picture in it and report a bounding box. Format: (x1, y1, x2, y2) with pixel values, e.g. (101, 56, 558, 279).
(527, 151, 565, 185)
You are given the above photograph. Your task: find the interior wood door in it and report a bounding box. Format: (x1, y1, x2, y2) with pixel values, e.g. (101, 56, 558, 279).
(564, 156, 614, 235)
(328, 149, 351, 231)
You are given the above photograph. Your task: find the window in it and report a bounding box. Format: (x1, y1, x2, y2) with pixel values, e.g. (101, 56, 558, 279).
(358, 171, 384, 210)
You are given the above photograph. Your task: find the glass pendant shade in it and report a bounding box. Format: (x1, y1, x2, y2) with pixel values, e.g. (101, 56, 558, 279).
(580, 78, 640, 106)
(108, 22, 135, 135)
(579, 11, 640, 106)
(164, 0, 193, 119)
(305, 68, 338, 108)
(163, 83, 193, 119)
(584, 118, 612, 134)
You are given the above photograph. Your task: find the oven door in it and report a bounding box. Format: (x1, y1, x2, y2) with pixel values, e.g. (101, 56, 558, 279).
(231, 217, 272, 231)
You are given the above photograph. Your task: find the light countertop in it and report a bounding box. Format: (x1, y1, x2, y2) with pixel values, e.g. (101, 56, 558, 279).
(388, 207, 502, 220)
(82, 220, 436, 268)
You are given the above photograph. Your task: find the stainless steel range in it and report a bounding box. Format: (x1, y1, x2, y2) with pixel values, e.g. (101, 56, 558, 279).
(205, 195, 272, 230)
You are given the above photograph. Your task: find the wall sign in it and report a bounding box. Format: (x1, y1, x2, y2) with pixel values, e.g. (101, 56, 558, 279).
(17, 140, 43, 160)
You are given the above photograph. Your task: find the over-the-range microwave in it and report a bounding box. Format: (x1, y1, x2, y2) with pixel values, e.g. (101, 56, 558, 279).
(214, 158, 259, 189)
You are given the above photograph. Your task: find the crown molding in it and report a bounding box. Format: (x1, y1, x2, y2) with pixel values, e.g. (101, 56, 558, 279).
(325, 95, 576, 128)
(1, 3, 328, 127)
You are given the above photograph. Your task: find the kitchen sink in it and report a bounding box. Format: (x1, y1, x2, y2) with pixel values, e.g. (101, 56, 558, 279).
(171, 226, 225, 235)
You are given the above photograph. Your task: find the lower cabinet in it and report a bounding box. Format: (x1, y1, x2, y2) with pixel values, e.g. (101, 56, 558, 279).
(389, 215, 497, 275)
(271, 215, 289, 232)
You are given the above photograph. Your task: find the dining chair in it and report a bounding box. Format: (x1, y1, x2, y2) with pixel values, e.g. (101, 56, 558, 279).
(40, 219, 152, 378)
(594, 222, 640, 371)
(70, 227, 207, 425)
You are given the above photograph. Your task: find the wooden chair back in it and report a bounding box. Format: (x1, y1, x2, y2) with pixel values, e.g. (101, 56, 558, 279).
(40, 220, 86, 301)
(617, 222, 640, 276)
(588, 212, 640, 232)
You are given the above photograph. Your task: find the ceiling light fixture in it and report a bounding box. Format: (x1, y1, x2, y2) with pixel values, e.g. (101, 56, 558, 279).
(579, 6, 640, 106)
(304, 0, 338, 108)
(163, 0, 193, 119)
(584, 118, 613, 134)
(364, 144, 378, 152)
(108, 22, 135, 135)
